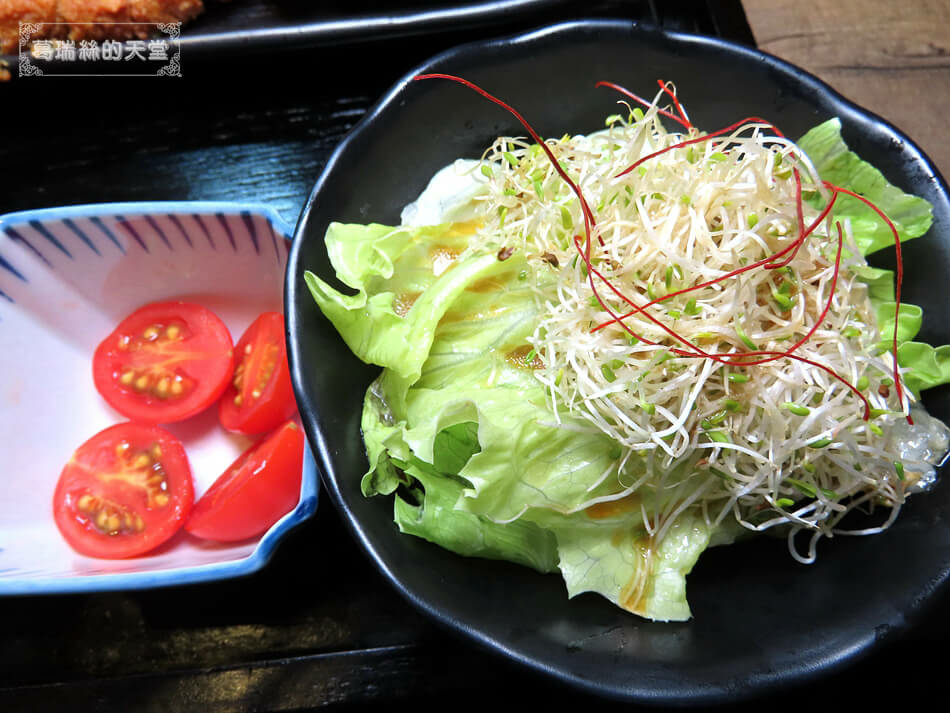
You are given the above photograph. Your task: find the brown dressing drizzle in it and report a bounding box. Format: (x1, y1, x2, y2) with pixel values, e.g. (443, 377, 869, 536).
(504, 345, 544, 370)
(393, 292, 420, 317)
(430, 245, 462, 276)
(619, 534, 655, 615)
(585, 493, 642, 520)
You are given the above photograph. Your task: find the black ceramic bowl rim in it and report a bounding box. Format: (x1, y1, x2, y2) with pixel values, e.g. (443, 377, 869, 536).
(286, 18, 950, 705)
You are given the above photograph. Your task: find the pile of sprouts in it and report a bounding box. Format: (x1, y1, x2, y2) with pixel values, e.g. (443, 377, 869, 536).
(422, 74, 949, 563)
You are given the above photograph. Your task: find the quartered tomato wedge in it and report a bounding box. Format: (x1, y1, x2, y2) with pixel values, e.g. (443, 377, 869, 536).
(185, 421, 304, 542)
(53, 422, 195, 559)
(218, 311, 297, 435)
(93, 301, 234, 424)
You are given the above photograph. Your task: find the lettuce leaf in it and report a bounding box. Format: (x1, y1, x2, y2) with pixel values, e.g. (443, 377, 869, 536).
(799, 120, 950, 396)
(304, 221, 500, 384)
(392, 452, 560, 574)
(307, 218, 710, 620)
(554, 509, 710, 622)
(898, 342, 950, 394)
(797, 119, 933, 256)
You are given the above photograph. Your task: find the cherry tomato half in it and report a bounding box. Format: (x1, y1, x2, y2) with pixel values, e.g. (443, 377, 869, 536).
(53, 422, 195, 559)
(93, 301, 234, 424)
(218, 311, 297, 435)
(185, 421, 304, 542)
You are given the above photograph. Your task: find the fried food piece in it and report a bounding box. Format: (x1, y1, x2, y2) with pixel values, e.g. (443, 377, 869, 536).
(128, 0, 205, 43)
(58, 0, 203, 42)
(130, 0, 203, 23)
(1, 0, 205, 54)
(56, 0, 131, 44)
(0, 0, 57, 53)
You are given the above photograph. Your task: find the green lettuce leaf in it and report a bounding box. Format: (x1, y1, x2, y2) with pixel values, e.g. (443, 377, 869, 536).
(309, 218, 709, 620)
(898, 342, 950, 394)
(392, 453, 560, 574)
(875, 302, 923, 349)
(848, 265, 894, 303)
(800, 121, 950, 395)
(304, 221, 499, 383)
(797, 118, 933, 256)
(554, 509, 710, 622)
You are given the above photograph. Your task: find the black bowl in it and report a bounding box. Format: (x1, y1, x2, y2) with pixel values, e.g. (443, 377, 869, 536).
(286, 19, 950, 704)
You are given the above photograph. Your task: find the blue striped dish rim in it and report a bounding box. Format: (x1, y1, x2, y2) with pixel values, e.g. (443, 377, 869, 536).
(0, 200, 319, 595)
(0, 200, 294, 238)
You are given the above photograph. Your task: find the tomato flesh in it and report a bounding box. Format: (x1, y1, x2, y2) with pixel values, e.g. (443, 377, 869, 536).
(219, 311, 297, 435)
(93, 301, 234, 424)
(185, 421, 304, 542)
(53, 422, 194, 559)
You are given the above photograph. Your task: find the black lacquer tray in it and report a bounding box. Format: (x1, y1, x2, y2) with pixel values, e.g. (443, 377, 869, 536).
(3, 2, 946, 711)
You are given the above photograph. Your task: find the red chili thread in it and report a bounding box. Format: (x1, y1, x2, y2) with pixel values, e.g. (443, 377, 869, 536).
(673, 222, 845, 367)
(597, 81, 813, 295)
(763, 167, 807, 269)
(574, 234, 670, 350)
(594, 80, 692, 129)
(413, 73, 599, 241)
(823, 181, 909, 421)
(592, 170, 840, 333)
(616, 115, 786, 178)
(413, 73, 903, 423)
(573, 94, 869, 416)
(594, 144, 905, 421)
(593, 219, 844, 365)
(657, 80, 693, 130)
(590, 83, 905, 420)
(588, 84, 807, 352)
(571, 223, 871, 419)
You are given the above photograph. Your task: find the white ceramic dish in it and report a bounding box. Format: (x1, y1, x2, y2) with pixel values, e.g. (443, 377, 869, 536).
(0, 201, 319, 594)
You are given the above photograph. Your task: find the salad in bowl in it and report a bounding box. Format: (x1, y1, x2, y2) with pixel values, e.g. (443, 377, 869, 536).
(303, 75, 950, 621)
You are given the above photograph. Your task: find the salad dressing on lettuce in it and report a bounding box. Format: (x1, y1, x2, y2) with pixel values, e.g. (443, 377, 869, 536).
(306, 87, 950, 621)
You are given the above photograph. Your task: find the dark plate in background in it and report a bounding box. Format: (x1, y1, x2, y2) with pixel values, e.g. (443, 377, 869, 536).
(1, 0, 755, 69)
(287, 19, 950, 704)
(179, 0, 576, 55)
(177, 0, 753, 54)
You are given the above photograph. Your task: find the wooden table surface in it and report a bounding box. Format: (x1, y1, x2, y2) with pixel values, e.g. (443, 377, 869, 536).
(743, 0, 950, 179)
